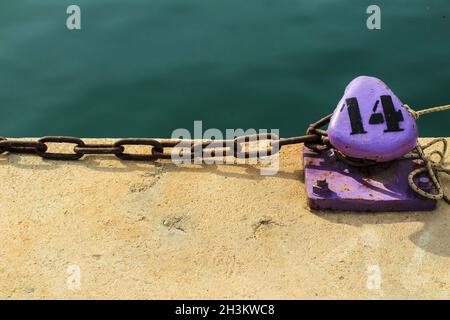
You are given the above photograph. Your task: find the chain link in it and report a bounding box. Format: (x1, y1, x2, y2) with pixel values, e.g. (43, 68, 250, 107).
(36, 136, 85, 160)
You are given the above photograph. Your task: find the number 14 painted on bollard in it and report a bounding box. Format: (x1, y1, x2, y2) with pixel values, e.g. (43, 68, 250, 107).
(342, 95, 404, 135)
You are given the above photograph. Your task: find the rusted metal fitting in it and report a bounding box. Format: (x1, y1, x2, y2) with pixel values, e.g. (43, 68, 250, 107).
(418, 176, 432, 191)
(325, 149, 336, 162)
(313, 178, 330, 195)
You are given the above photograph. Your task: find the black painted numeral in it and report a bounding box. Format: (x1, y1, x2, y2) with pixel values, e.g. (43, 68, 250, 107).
(345, 97, 367, 135)
(380, 95, 404, 132)
(343, 96, 404, 135)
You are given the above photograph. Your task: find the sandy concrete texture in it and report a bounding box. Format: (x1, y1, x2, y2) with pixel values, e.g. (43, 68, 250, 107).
(0, 138, 448, 299)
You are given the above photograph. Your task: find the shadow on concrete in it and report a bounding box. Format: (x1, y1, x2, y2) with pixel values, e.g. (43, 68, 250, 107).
(166, 163, 305, 183)
(0, 153, 159, 173)
(311, 200, 450, 257)
(1, 153, 305, 182)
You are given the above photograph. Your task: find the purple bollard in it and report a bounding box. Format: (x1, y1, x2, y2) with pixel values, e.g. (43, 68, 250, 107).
(328, 76, 418, 162)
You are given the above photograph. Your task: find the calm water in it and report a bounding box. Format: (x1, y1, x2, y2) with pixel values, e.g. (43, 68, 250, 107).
(0, 0, 449, 138)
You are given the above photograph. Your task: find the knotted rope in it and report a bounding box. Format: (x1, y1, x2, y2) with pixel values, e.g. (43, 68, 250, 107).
(403, 104, 450, 204)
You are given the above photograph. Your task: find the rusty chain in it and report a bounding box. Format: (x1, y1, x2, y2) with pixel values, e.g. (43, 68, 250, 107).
(0, 115, 332, 161)
(0, 134, 317, 161)
(0, 132, 324, 163)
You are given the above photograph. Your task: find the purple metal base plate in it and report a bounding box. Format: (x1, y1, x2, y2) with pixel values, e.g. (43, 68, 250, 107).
(304, 147, 437, 212)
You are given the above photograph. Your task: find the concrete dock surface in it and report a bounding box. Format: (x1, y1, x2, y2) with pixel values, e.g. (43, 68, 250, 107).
(0, 138, 448, 299)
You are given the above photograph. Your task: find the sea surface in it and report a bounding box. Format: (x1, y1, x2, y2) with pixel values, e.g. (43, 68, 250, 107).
(0, 0, 449, 138)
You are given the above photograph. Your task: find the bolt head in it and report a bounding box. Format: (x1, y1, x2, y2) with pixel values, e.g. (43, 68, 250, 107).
(313, 185, 326, 195)
(313, 179, 330, 196)
(418, 176, 431, 189)
(317, 179, 328, 189)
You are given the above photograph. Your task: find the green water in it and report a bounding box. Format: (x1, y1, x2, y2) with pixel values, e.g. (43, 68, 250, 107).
(0, 0, 449, 138)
